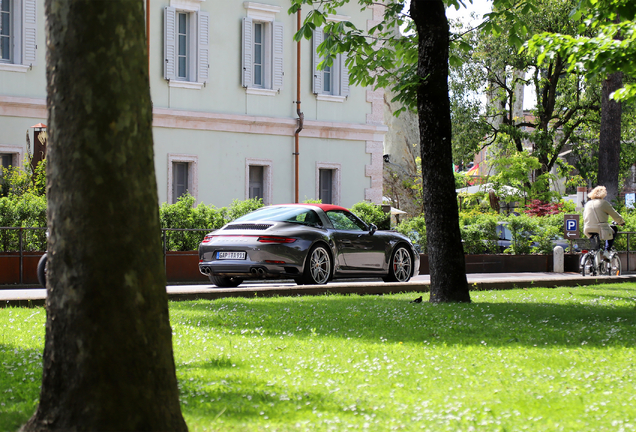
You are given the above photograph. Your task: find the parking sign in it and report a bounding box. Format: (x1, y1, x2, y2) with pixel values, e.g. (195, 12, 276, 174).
(564, 214, 580, 239)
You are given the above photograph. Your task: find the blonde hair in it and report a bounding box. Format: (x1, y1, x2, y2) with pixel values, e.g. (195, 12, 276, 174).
(589, 186, 607, 200)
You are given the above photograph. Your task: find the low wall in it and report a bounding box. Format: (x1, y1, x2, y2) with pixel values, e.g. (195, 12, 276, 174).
(418, 253, 625, 275)
(1, 251, 630, 286)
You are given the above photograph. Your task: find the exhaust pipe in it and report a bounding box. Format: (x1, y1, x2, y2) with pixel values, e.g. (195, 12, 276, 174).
(250, 267, 267, 277)
(200, 266, 212, 275)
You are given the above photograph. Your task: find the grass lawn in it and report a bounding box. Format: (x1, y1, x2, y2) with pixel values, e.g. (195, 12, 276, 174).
(1, 284, 636, 431)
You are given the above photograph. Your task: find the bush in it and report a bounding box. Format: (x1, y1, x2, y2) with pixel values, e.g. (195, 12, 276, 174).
(350, 202, 390, 230)
(459, 212, 499, 254)
(505, 214, 537, 255)
(0, 192, 47, 251)
(225, 198, 264, 222)
(395, 215, 427, 254)
(159, 194, 227, 251)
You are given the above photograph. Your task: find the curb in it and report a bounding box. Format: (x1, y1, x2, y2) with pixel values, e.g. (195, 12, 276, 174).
(3, 274, 636, 308)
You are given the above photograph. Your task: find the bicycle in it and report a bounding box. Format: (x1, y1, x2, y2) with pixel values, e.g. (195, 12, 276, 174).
(580, 226, 622, 276)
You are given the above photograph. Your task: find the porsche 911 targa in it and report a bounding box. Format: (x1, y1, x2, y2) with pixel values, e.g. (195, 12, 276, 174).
(198, 204, 420, 287)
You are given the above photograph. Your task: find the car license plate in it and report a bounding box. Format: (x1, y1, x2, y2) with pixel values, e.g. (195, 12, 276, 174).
(216, 251, 246, 260)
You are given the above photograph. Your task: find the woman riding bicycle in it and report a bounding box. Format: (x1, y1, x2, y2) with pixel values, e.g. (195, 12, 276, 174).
(583, 186, 625, 258)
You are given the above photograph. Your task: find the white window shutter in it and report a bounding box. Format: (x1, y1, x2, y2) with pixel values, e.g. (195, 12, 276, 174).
(242, 17, 253, 88)
(272, 21, 284, 91)
(22, 0, 37, 66)
(340, 53, 350, 97)
(197, 11, 209, 84)
(164, 7, 177, 81)
(312, 29, 323, 94)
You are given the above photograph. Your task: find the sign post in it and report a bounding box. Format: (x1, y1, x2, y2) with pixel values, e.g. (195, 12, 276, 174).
(564, 214, 580, 252)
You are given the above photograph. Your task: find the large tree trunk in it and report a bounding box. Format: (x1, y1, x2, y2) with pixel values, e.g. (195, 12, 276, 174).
(411, 0, 470, 303)
(598, 71, 623, 202)
(22, 0, 187, 430)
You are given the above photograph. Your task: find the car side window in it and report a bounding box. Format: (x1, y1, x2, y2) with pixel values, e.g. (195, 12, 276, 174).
(288, 210, 322, 226)
(326, 211, 365, 231)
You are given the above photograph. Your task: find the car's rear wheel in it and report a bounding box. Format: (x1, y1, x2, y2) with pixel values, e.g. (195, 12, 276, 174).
(300, 244, 331, 285)
(208, 275, 243, 288)
(383, 246, 413, 283)
(37, 253, 47, 287)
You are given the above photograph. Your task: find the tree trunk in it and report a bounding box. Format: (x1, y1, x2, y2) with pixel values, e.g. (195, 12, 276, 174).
(598, 71, 623, 202)
(22, 1, 188, 430)
(411, 0, 470, 303)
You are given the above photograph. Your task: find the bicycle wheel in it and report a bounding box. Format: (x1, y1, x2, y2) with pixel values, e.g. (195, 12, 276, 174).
(609, 254, 622, 276)
(581, 253, 595, 276)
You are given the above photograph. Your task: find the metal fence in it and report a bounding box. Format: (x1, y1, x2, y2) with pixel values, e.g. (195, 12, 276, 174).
(0, 227, 212, 284)
(3, 227, 636, 282)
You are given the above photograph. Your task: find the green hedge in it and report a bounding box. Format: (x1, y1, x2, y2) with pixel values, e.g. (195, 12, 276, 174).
(7, 189, 631, 255)
(0, 193, 47, 252)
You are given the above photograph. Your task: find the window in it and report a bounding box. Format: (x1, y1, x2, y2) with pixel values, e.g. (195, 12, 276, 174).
(326, 211, 365, 231)
(1, 153, 12, 172)
(164, 2, 208, 88)
(312, 27, 349, 100)
(319, 169, 333, 204)
(177, 12, 188, 79)
(172, 162, 189, 202)
(249, 165, 263, 200)
(1, 0, 10, 61)
(316, 162, 340, 205)
(245, 158, 272, 205)
(168, 154, 198, 204)
(0, 0, 37, 71)
(242, 2, 283, 95)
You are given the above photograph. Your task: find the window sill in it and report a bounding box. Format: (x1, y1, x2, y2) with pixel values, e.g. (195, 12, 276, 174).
(168, 80, 204, 90)
(246, 87, 278, 97)
(0, 63, 30, 73)
(317, 94, 347, 103)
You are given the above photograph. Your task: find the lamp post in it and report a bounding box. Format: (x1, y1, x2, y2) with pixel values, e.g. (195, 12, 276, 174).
(30, 123, 47, 173)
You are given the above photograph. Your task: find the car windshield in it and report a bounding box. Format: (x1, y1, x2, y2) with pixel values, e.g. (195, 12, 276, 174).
(235, 206, 322, 226)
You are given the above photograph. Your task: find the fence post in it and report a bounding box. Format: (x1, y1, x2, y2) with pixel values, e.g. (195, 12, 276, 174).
(162, 229, 167, 279)
(19, 228, 23, 285)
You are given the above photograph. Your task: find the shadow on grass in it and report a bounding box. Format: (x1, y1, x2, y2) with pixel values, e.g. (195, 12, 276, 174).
(177, 358, 364, 428)
(170, 284, 636, 349)
(0, 344, 41, 432)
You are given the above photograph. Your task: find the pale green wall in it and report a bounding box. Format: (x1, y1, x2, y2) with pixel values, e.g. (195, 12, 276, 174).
(2, 0, 379, 208)
(0, 0, 46, 98)
(148, 0, 373, 124)
(153, 127, 370, 207)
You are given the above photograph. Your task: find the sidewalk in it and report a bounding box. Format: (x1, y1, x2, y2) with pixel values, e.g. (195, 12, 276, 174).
(3, 272, 636, 308)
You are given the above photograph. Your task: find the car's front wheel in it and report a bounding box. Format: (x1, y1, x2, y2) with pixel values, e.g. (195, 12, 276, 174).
(383, 246, 413, 283)
(208, 275, 243, 288)
(299, 244, 331, 285)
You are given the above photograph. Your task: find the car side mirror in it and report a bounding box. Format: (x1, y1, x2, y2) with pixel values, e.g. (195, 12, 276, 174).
(369, 223, 377, 235)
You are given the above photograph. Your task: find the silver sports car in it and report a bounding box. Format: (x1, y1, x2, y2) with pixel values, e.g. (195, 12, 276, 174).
(198, 203, 420, 287)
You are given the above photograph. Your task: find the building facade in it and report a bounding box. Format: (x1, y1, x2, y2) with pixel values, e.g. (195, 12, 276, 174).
(0, 0, 386, 207)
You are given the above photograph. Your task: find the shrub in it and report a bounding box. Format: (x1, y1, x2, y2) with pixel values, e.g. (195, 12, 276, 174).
(505, 214, 537, 255)
(524, 200, 564, 217)
(159, 194, 227, 251)
(350, 201, 390, 230)
(395, 215, 427, 254)
(531, 225, 563, 255)
(225, 198, 264, 222)
(459, 212, 499, 254)
(0, 192, 47, 251)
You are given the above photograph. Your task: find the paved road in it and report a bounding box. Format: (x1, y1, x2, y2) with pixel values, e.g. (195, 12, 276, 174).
(3, 272, 636, 307)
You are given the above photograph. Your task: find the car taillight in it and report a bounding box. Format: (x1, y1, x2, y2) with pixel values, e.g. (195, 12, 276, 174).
(257, 236, 296, 244)
(202, 234, 215, 243)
